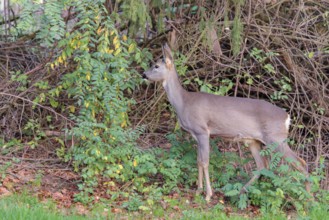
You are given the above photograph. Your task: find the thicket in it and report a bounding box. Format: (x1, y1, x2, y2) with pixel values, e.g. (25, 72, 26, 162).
(0, 0, 328, 216)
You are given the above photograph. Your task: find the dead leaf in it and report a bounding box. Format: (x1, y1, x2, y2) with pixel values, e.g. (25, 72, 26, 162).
(172, 193, 179, 199)
(75, 203, 89, 215)
(111, 208, 122, 213)
(52, 191, 64, 201)
(0, 187, 11, 197)
(160, 200, 167, 209)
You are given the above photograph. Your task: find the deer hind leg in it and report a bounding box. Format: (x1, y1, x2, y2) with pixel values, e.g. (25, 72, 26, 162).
(195, 133, 212, 201)
(241, 139, 266, 193)
(276, 141, 310, 192)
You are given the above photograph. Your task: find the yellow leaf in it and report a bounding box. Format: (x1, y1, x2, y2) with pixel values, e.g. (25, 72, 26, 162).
(96, 149, 100, 156)
(104, 30, 109, 38)
(97, 27, 102, 35)
(128, 43, 135, 53)
(122, 35, 127, 41)
(85, 101, 89, 108)
(114, 42, 120, 50)
(114, 48, 121, 56)
(133, 160, 138, 167)
(106, 49, 114, 54)
(86, 72, 91, 81)
(81, 136, 86, 140)
(121, 120, 127, 128)
(113, 36, 120, 50)
(104, 181, 115, 187)
(113, 36, 119, 45)
(68, 105, 75, 113)
(93, 130, 98, 136)
(110, 30, 115, 36)
(118, 165, 123, 170)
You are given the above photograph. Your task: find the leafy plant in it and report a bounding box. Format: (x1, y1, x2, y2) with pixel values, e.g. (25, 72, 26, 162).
(222, 141, 319, 215)
(271, 76, 292, 100)
(23, 119, 46, 149)
(122, 194, 144, 211)
(10, 0, 152, 202)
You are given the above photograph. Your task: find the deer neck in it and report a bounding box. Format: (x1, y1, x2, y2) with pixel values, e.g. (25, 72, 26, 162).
(163, 71, 186, 111)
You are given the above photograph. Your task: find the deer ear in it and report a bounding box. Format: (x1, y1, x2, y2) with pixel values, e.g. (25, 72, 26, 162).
(162, 43, 173, 68)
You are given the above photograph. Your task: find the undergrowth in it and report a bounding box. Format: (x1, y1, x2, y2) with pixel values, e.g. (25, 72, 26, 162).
(2, 131, 328, 219)
(68, 129, 329, 217)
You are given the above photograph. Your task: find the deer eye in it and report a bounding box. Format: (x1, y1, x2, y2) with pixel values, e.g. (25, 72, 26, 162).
(155, 65, 159, 69)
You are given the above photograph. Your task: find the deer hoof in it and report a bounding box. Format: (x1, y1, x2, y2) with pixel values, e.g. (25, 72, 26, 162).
(205, 195, 211, 202)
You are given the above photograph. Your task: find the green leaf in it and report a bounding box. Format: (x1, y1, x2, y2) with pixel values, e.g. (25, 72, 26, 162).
(238, 194, 248, 209)
(50, 98, 59, 108)
(225, 189, 239, 196)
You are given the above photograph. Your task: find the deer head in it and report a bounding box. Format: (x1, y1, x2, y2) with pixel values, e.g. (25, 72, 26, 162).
(143, 43, 175, 82)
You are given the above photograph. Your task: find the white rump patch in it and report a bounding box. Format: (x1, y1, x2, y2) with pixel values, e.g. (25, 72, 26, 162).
(285, 114, 291, 130)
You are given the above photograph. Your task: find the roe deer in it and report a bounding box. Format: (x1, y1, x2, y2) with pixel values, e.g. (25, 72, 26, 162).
(143, 43, 310, 201)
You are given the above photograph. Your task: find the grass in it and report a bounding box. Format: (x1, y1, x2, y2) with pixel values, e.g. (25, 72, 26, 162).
(0, 192, 328, 220)
(0, 193, 87, 220)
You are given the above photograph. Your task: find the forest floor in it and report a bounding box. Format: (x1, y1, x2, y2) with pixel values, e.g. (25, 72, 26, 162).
(0, 144, 291, 220)
(0, 144, 280, 219)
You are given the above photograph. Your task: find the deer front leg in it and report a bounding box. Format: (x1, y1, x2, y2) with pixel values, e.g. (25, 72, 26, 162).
(196, 163, 203, 195)
(196, 133, 212, 201)
(241, 140, 266, 193)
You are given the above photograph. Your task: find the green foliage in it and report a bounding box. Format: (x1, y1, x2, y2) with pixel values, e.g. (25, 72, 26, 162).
(176, 51, 234, 96)
(23, 119, 46, 149)
(0, 138, 23, 155)
(38, 0, 65, 46)
(166, 132, 248, 196)
(13, 0, 65, 46)
(250, 47, 279, 66)
(11, 1, 40, 37)
(10, 71, 29, 92)
(222, 142, 329, 216)
(12, 0, 151, 202)
(250, 48, 292, 100)
(122, 194, 144, 211)
(271, 76, 292, 100)
(37, 0, 151, 202)
(121, 0, 151, 36)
